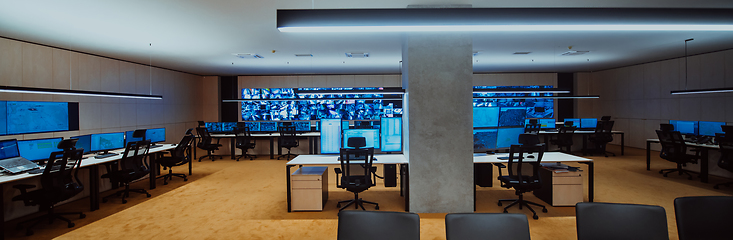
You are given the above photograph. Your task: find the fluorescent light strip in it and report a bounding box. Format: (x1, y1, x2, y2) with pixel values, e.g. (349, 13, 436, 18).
(473, 90, 570, 94)
(0, 86, 162, 100)
(474, 95, 599, 99)
(671, 88, 733, 95)
(224, 98, 403, 102)
(279, 24, 733, 33)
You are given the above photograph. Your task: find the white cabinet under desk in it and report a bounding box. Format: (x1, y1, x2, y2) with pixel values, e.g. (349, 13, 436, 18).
(533, 167, 584, 207)
(290, 166, 328, 211)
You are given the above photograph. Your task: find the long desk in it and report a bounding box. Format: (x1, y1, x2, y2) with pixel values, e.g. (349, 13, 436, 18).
(0, 144, 176, 240)
(473, 152, 594, 210)
(646, 139, 718, 183)
(538, 130, 625, 155)
(210, 132, 320, 160)
(285, 154, 409, 212)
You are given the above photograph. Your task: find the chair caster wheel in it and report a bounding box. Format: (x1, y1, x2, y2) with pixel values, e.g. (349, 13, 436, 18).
(122, 200, 128, 204)
(503, 210, 508, 213)
(146, 194, 152, 197)
(375, 206, 379, 210)
(533, 215, 539, 220)
(80, 213, 86, 219)
(68, 223, 75, 228)
(498, 202, 502, 206)
(542, 208, 548, 213)
(184, 178, 188, 182)
(26, 229, 33, 236)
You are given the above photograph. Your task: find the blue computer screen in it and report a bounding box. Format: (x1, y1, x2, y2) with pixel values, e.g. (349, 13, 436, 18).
(71, 135, 92, 154)
(498, 107, 527, 127)
(0, 139, 20, 159)
(698, 121, 725, 136)
(147, 128, 165, 143)
(125, 130, 143, 146)
(564, 118, 581, 128)
(6, 101, 69, 135)
(473, 129, 498, 152)
(205, 122, 236, 133)
(669, 120, 698, 135)
(342, 120, 350, 130)
(496, 128, 525, 149)
(320, 119, 342, 154)
(0, 102, 6, 136)
(343, 129, 380, 149)
(18, 137, 63, 161)
(473, 107, 500, 128)
(524, 118, 556, 129)
(581, 118, 598, 129)
(244, 122, 261, 132)
(260, 122, 277, 132)
(293, 121, 311, 131)
(91, 132, 125, 152)
(380, 117, 402, 152)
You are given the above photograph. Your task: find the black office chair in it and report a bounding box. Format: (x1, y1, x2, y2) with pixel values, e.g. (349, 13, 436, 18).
(156, 132, 194, 185)
(587, 120, 616, 157)
(196, 126, 222, 161)
(713, 134, 733, 189)
(674, 196, 733, 240)
(445, 213, 530, 240)
(576, 202, 669, 240)
(550, 126, 576, 153)
(524, 119, 541, 133)
(12, 139, 85, 236)
(496, 134, 547, 219)
(101, 140, 152, 204)
(335, 137, 379, 211)
(198, 121, 205, 127)
(337, 210, 420, 240)
(277, 126, 299, 160)
(235, 126, 256, 161)
(656, 128, 702, 180)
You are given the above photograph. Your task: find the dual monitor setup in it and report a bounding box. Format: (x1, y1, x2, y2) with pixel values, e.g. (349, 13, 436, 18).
(320, 117, 402, 154)
(667, 120, 728, 137)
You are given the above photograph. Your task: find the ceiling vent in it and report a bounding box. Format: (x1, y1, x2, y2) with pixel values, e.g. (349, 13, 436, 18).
(233, 53, 264, 59)
(513, 52, 531, 55)
(345, 52, 369, 58)
(561, 50, 589, 56)
(295, 54, 313, 57)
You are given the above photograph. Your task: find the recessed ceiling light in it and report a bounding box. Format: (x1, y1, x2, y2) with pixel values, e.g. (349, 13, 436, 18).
(233, 53, 264, 59)
(295, 54, 313, 57)
(345, 52, 369, 58)
(513, 52, 531, 55)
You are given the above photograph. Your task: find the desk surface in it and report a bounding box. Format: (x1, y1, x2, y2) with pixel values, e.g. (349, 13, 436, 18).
(287, 154, 408, 165)
(646, 138, 719, 149)
(473, 152, 592, 163)
(539, 130, 624, 134)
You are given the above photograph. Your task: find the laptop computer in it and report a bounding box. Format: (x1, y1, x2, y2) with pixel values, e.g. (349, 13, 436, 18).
(0, 139, 41, 174)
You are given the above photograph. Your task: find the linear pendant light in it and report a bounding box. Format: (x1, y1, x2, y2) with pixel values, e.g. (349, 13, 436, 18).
(474, 95, 599, 99)
(473, 88, 570, 94)
(223, 98, 403, 102)
(670, 38, 733, 95)
(0, 86, 163, 100)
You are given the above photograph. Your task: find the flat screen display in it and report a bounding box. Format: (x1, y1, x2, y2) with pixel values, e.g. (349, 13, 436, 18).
(244, 122, 261, 132)
(260, 122, 277, 132)
(380, 117, 402, 152)
(342, 120, 350, 130)
(17, 137, 63, 161)
(320, 119, 342, 154)
(206, 122, 236, 134)
(0, 102, 6, 136)
(498, 107, 527, 127)
(71, 135, 92, 154)
(125, 130, 143, 146)
(473, 129, 498, 152)
(669, 120, 698, 135)
(581, 118, 598, 129)
(0, 139, 20, 159)
(293, 121, 311, 132)
(564, 118, 581, 128)
(698, 121, 725, 136)
(524, 118, 556, 129)
(473, 107, 500, 128)
(6, 101, 69, 135)
(147, 128, 165, 143)
(342, 129, 380, 149)
(91, 132, 125, 152)
(496, 128, 525, 149)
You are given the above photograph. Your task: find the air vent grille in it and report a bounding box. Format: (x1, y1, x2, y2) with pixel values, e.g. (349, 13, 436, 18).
(345, 52, 369, 58)
(561, 50, 589, 56)
(233, 53, 264, 59)
(513, 52, 531, 55)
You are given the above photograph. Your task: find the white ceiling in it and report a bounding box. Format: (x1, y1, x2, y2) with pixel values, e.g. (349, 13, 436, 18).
(1, 0, 733, 76)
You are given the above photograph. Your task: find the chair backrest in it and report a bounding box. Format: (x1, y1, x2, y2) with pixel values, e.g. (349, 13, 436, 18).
(674, 196, 733, 240)
(196, 127, 213, 146)
(235, 126, 254, 149)
(120, 140, 151, 178)
(339, 147, 375, 190)
(557, 126, 576, 143)
(337, 210, 420, 240)
(185, 128, 194, 136)
(660, 123, 675, 132)
(278, 126, 298, 147)
(505, 142, 545, 188)
(41, 146, 85, 202)
(576, 202, 669, 240)
(132, 129, 146, 140)
(717, 136, 733, 171)
(656, 130, 689, 161)
(170, 135, 194, 160)
(445, 213, 530, 240)
(593, 120, 614, 142)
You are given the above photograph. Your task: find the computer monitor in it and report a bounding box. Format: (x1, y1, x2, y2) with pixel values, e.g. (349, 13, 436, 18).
(205, 122, 237, 134)
(71, 135, 92, 154)
(259, 121, 277, 132)
(498, 107, 527, 127)
(342, 129, 380, 149)
(473, 129, 498, 152)
(496, 128, 525, 149)
(342, 120, 350, 130)
(473, 107, 500, 128)
(354, 121, 373, 129)
(524, 118, 556, 129)
(380, 117, 402, 152)
(669, 120, 698, 135)
(292, 121, 311, 132)
(91, 132, 125, 154)
(17, 137, 63, 161)
(699, 121, 726, 136)
(0, 139, 20, 160)
(320, 119, 342, 154)
(146, 128, 165, 144)
(125, 130, 143, 146)
(564, 118, 581, 128)
(244, 122, 261, 132)
(581, 118, 598, 129)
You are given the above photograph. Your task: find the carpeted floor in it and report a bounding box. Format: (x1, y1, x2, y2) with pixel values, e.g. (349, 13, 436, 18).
(3, 145, 732, 239)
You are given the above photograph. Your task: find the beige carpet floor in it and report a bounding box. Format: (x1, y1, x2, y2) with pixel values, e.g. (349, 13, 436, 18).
(3, 145, 732, 240)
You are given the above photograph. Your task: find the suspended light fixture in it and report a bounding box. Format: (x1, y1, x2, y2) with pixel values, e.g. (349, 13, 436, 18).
(670, 38, 733, 95)
(0, 86, 163, 100)
(472, 88, 570, 94)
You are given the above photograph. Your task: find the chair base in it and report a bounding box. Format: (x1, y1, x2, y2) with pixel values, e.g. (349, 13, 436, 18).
(198, 150, 223, 162)
(16, 206, 85, 236)
(714, 181, 733, 189)
(498, 193, 547, 220)
(157, 169, 188, 185)
(236, 153, 256, 161)
(102, 185, 151, 204)
(659, 166, 698, 180)
(337, 193, 379, 211)
(277, 149, 297, 160)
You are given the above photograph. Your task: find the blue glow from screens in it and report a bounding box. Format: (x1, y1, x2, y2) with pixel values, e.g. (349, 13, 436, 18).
(260, 122, 277, 132)
(474, 129, 498, 152)
(343, 129, 380, 149)
(244, 122, 260, 132)
(147, 128, 165, 143)
(499, 107, 527, 127)
(342, 120, 350, 130)
(564, 118, 580, 128)
(206, 122, 237, 133)
(6, 101, 69, 135)
(71, 135, 92, 154)
(473, 86, 554, 119)
(698, 121, 725, 136)
(525, 119, 556, 129)
(380, 117, 402, 152)
(17, 138, 63, 161)
(125, 130, 142, 146)
(496, 128, 525, 149)
(91, 132, 125, 152)
(0, 139, 20, 159)
(0, 102, 6, 135)
(581, 118, 598, 129)
(669, 120, 698, 135)
(277, 121, 311, 131)
(320, 119, 342, 154)
(473, 107, 499, 128)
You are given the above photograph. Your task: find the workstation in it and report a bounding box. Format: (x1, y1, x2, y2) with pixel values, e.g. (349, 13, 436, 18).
(1, 2, 733, 239)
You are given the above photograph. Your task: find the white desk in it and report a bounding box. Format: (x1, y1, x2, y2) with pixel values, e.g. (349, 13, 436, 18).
(646, 138, 719, 183)
(286, 154, 408, 212)
(210, 132, 321, 159)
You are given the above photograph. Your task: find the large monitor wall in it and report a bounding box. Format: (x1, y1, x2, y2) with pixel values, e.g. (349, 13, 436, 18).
(0, 101, 80, 136)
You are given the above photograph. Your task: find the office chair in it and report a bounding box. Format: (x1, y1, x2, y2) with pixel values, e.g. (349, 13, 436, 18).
(445, 213, 530, 240)
(524, 119, 541, 133)
(157, 132, 194, 185)
(195, 126, 222, 161)
(335, 138, 379, 211)
(277, 126, 299, 160)
(337, 210, 420, 240)
(656, 129, 702, 180)
(12, 139, 85, 236)
(235, 126, 256, 161)
(713, 134, 733, 189)
(101, 140, 152, 204)
(587, 120, 616, 157)
(550, 126, 576, 153)
(576, 202, 669, 240)
(198, 121, 205, 127)
(660, 123, 675, 132)
(674, 196, 733, 240)
(600, 115, 611, 121)
(496, 134, 547, 219)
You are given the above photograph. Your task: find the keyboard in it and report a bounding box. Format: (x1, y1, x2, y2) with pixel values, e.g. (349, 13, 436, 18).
(95, 153, 118, 159)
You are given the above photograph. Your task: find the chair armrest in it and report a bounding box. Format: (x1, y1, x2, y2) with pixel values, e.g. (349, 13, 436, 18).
(493, 163, 506, 177)
(334, 168, 342, 188)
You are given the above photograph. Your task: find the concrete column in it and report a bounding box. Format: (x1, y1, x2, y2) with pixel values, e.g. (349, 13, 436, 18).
(403, 33, 474, 213)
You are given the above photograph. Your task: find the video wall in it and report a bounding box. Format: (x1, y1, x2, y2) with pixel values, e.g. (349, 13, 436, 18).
(0, 101, 80, 136)
(241, 87, 402, 121)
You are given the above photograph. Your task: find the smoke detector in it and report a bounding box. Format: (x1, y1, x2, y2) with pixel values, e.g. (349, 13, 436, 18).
(233, 53, 264, 59)
(345, 52, 369, 58)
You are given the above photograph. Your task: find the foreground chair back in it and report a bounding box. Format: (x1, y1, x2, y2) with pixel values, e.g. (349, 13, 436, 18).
(445, 213, 530, 240)
(576, 202, 668, 240)
(337, 210, 419, 240)
(674, 196, 733, 240)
